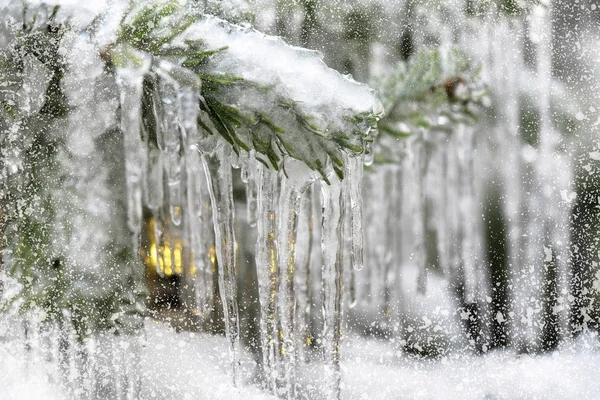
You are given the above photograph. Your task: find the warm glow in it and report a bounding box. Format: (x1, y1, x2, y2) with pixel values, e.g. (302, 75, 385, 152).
(146, 217, 189, 277)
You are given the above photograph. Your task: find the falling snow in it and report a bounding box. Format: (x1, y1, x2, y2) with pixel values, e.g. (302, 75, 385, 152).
(1, 0, 600, 399)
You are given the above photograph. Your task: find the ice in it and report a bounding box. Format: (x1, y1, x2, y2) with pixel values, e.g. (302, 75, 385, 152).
(319, 176, 345, 400)
(202, 143, 241, 384)
(1, 0, 599, 399)
(345, 154, 365, 273)
(254, 164, 280, 393)
(116, 68, 147, 254)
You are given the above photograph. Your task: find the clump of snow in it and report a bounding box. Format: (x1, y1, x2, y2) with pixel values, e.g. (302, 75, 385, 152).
(183, 15, 380, 119)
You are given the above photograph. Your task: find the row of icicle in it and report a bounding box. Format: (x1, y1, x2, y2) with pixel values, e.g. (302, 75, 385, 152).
(357, 2, 574, 354)
(0, 3, 577, 399)
(112, 4, 574, 398)
(115, 55, 370, 398)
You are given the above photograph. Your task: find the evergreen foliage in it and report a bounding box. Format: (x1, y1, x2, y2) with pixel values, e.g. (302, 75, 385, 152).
(0, 0, 381, 336)
(374, 47, 487, 164)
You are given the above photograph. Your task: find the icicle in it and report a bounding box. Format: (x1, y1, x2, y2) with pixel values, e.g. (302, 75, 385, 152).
(197, 184, 216, 317)
(156, 70, 184, 227)
(202, 143, 240, 385)
(244, 150, 259, 227)
(255, 164, 280, 393)
(115, 71, 148, 377)
(521, 2, 569, 347)
(392, 164, 405, 316)
(361, 176, 376, 303)
(343, 153, 365, 309)
(413, 137, 428, 294)
(456, 125, 478, 303)
(320, 174, 345, 400)
(345, 154, 365, 272)
(382, 167, 398, 326)
(187, 114, 216, 317)
(277, 159, 314, 399)
(116, 69, 146, 253)
(277, 173, 299, 399)
(444, 134, 461, 279)
(294, 185, 314, 363)
(181, 88, 213, 313)
(436, 147, 451, 278)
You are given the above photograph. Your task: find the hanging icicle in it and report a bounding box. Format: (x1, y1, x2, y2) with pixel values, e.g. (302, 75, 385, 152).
(255, 164, 280, 393)
(202, 143, 241, 385)
(344, 153, 365, 311)
(320, 175, 346, 400)
(276, 159, 315, 398)
(116, 69, 147, 254)
(413, 136, 428, 294)
(243, 150, 259, 228)
(294, 185, 314, 363)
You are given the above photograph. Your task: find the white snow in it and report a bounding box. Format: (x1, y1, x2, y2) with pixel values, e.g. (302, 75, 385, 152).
(589, 151, 600, 161)
(0, 321, 274, 400)
(182, 16, 379, 116)
(339, 333, 600, 400)
(3, 321, 599, 400)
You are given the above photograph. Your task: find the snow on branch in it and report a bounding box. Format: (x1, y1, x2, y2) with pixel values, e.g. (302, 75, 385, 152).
(111, 1, 382, 181)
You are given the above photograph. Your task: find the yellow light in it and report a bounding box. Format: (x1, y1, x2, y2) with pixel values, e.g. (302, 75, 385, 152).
(189, 258, 196, 277)
(146, 217, 187, 277)
(148, 243, 158, 269)
(209, 245, 217, 272)
(174, 242, 183, 275)
(163, 245, 173, 275)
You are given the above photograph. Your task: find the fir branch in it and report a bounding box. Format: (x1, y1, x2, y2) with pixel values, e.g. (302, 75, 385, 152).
(111, 2, 380, 181)
(372, 46, 487, 164)
(377, 47, 486, 137)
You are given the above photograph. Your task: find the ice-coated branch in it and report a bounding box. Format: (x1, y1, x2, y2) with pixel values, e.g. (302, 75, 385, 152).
(374, 46, 486, 164)
(110, 0, 382, 181)
(0, 1, 382, 397)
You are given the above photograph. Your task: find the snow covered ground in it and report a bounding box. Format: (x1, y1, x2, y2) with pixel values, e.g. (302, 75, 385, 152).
(0, 320, 272, 400)
(339, 333, 600, 400)
(2, 320, 600, 400)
